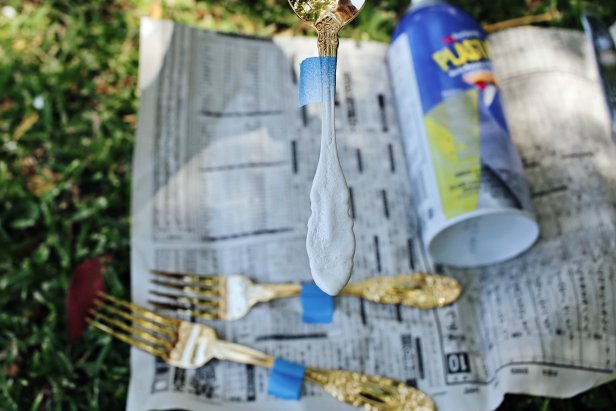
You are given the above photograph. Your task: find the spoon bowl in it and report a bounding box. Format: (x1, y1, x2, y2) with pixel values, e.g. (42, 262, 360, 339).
(288, 0, 365, 30)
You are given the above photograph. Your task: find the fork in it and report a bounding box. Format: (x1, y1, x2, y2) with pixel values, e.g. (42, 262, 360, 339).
(149, 270, 462, 321)
(88, 292, 435, 411)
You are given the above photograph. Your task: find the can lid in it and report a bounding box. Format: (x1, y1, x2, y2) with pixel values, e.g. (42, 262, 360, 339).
(426, 209, 539, 267)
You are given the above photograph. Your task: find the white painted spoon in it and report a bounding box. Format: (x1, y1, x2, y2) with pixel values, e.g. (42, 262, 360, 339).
(288, 0, 365, 295)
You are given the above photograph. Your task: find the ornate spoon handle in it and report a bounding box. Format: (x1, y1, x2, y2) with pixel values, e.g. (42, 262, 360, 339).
(316, 15, 342, 57)
(305, 12, 356, 296)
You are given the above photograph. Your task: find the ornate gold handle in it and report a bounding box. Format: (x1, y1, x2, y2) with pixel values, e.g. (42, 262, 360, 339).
(340, 273, 462, 309)
(212, 338, 435, 410)
(305, 368, 435, 411)
(316, 14, 342, 57)
(256, 273, 461, 309)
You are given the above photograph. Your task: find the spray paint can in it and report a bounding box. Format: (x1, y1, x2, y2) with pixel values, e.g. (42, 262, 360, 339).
(387, 0, 539, 267)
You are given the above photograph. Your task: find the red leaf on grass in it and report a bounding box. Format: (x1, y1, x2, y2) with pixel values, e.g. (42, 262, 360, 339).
(66, 256, 110, 341)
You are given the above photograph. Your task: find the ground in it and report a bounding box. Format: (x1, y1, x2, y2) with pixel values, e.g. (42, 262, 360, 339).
(1, 0, 615, 409)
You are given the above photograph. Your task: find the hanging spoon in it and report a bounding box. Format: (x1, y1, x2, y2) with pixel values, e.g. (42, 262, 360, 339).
(288, 1, 366, 295)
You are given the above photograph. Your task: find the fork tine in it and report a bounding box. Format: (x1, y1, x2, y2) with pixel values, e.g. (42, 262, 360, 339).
(150, 270, 220, 286)
(87, 317, 169, 359)
(90, 308, 175, 350)
(148, 300, 219, 320)
(151, 279, 221, 297)
(94, 299, 177, 339)
(98, 292, 180, 327)
(150, 290, 220, 308)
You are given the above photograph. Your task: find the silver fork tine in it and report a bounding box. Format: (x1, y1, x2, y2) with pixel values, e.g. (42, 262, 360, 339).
(150, 290, 220, 309)
(88, 294, 178, 357)
(150, 270, 220, 286)
(90, 307, 175, 350)
(151, 278, 221, 297)
(98, 292, 180, 327)
(148, 300, 219, 320)
(94, 299, 177, 338)
(87, 317, 170, 359)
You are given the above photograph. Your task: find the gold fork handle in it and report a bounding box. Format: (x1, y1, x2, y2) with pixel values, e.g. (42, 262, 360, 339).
(339, 273, 462, 309)
(304, 368, 435, 411)
(258, 273, 461, 309)
(254, 283, 302, 302)
(214, 340, 274, 369)
(213, 340, 434, 410)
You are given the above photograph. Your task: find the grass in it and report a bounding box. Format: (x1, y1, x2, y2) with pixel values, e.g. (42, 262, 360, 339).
(1, 0, 615, 409)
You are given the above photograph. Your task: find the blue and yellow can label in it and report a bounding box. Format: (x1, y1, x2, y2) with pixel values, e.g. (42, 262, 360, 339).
(388, 2, 538, 266)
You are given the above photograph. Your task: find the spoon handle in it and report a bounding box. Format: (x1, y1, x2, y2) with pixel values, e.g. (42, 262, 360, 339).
(305, 14, 355, 296)
(316, 15, 341, 57)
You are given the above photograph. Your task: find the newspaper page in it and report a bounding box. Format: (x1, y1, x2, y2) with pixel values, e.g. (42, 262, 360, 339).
(420, 27, 616, 410)
(129, 18, 616, 411)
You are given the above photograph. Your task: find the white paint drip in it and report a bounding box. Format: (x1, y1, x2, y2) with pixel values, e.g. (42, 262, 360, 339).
(225, 276, 249, 321)
(181, 326, 201, 364)
(306, 127, 355, 295)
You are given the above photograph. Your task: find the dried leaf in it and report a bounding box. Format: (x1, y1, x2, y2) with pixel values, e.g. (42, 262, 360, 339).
(122, 114, 136, 125)
(12, 111, 39, 141)
(26, 167, 58, 197)
(0, 99, 16, 111)
(94, 76, 110, 95)
(12, 38, 27, 52)
(149, 0, 163, 19)
(4, 362, 20, 378)
(20, 155, 38, 176)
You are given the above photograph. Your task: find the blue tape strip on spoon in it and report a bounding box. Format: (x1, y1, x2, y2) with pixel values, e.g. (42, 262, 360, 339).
(298, 56, 337, 106)
(301, 282, 334, 324)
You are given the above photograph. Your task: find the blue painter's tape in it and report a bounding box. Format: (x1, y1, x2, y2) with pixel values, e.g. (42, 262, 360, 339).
(267, 358, 305, 400)
(301, 283, 334, 324)
(298, 56, 337, 107)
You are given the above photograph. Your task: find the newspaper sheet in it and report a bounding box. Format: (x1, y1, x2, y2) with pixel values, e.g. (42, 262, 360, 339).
(129, 18, 616, 411)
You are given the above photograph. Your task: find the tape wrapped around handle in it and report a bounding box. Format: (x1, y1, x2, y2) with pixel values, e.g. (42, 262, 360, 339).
(267, 358, 305, 400)
(298, 56, 337, 107)
(301, 283, 334, 324)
